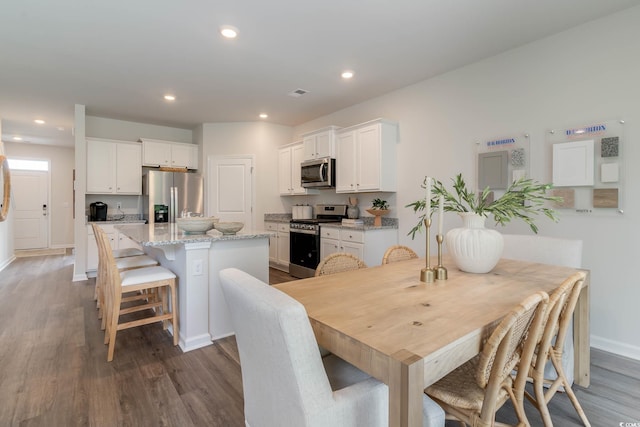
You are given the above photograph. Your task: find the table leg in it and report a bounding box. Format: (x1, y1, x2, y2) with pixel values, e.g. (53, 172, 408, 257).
(389, 350, 424, 427)
(573, 274, 591, 387)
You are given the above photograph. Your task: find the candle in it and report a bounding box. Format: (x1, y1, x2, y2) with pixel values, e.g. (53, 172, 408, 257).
(438, 195, 444, 235)
(425, 176, 431, 215)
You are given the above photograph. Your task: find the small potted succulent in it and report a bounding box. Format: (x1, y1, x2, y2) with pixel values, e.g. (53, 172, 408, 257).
(366, 198, 390, 226)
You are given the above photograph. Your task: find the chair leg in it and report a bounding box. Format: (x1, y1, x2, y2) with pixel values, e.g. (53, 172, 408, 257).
(549, 353, 591, 427)
(161, 286, 169, 330)
(532, 371, 553, 427)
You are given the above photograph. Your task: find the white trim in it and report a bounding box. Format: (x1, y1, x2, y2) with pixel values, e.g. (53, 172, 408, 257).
(0, 255, 16, 272)
(591, 334, 640, 361)
(179, 333, 214, 352)
(72, 273, 89, 282)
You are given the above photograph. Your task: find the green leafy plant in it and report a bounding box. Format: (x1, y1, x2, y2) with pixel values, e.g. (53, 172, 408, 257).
(371, 198, 389, 210)
(406, 173, 561, 238)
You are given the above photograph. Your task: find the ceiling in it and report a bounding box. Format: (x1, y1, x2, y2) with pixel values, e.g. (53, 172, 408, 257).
(2, 0, 639, 148)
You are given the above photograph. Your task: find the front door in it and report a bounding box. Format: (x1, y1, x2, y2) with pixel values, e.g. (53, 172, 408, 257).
(207, 155, 254, 229)
(13, 170, 48, 249)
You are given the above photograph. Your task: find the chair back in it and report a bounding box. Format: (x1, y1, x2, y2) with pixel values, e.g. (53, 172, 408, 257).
(315, 252, 367, 276)
(219, 268, 335, 427)
(476, 291, 549, 418)
(93, 224, 122, 318)
(382, 245, 418, 264)
(502, 234, 582, 268)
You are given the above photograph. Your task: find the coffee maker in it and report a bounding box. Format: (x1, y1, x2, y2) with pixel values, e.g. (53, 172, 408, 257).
(89, 201, 108, 221)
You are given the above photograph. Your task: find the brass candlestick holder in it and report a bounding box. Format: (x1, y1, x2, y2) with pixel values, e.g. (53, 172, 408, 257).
(420, 218, 435, 283)
(435, 234, 448, 280)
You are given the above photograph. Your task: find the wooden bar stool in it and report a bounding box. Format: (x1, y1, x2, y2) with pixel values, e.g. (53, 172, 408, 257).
(91, 224, 158, 330)
(96, 224, 179, 362)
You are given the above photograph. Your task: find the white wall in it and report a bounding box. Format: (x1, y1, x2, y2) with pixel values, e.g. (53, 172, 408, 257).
(85, 116, 193, 143)
(201, 122, 293, 225)
(4, 142, 75, 248)
(292, 7, 640, 358)
(0, 118, 16, 271)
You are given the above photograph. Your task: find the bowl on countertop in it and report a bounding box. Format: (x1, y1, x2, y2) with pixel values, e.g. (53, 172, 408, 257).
(214, 221, 244, 235)
(176, 216, 219, 234)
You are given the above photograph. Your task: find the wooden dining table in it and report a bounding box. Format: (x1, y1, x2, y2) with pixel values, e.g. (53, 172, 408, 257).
(274, 255, 590, 427)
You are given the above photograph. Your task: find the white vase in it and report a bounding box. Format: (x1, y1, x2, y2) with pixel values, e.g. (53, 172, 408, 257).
(445, 212, 504, 273)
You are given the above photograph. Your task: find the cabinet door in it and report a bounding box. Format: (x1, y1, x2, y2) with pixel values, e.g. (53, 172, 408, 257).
(341, 240, 364, 260)
(302, 136, 317, 160)
(291, 144, 307, 194)
(266, 223, 278, 263)
(277, 230, 290, 266)
(314, 131, 334, 158)
(143, 141, 171, 167)
(356, 124, 382, 191)
(115, 143, 142, 194)
(320, 237, 340, 260)
(336, 131, 357, 193)
(117, 232, 141, 250)
(87, 140, 116, 193)
(170, 144, 192, 168)
(278, 148, 293, 195)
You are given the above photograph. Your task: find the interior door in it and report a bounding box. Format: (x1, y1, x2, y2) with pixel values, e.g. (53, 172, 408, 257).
(208, 155, 254, 229)
(13, 170, 48, 249)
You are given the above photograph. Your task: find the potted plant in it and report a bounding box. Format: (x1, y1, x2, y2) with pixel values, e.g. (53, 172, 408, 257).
(406, 174, 561, 273)
(366, 198, 390, 226)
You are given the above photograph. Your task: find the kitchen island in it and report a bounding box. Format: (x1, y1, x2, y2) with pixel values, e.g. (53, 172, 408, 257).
(116, 223, 272, 352)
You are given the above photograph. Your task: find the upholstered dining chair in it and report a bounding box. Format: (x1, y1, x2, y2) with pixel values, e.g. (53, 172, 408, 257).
(524, 271, 590, 427)
(502, 234, 582, 386)
(382, 244, 419, 264)
(425, 291, 549, 427)
(315, 252, 367, 276)
(92, 224, 159, 327)
(219, 268, 446, 427)
(95, 224, 178, 362)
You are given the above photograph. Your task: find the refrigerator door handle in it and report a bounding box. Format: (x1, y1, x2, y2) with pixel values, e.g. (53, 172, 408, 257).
(170, 187, 175, 223)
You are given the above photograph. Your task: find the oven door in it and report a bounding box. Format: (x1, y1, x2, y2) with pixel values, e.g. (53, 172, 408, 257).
(289, 229, 321, 278)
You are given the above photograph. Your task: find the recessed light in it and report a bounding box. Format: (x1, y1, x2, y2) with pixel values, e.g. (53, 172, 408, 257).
(220, 25, 238, 39)
(34, 119, 45, 124)
(13, 136, 22, 141)
(341, 70, 354, 79)
(259, 113, 268, 119)
(164, 94, 176, 101)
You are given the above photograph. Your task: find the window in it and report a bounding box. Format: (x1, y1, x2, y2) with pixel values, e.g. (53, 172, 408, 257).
(7, 159, 49, 171)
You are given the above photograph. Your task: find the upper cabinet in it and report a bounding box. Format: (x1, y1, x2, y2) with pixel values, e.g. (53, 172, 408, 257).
(86, 138, 142, 195)
(336, 119, 398, 193)
(140, 138, 198, 169)
(302, 126, 339, 160)
(278, 142, 318, 196)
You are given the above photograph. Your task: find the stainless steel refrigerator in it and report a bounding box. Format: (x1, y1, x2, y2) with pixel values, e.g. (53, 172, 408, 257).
(142, 169, 204, 223)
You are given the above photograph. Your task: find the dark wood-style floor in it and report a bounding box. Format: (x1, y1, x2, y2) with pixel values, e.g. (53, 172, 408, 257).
(0, 255, 638, 426)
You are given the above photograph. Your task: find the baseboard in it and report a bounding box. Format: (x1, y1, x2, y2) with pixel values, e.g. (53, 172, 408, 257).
(72, 272, 89, 282)
(591, 334, 640, 361)
(0, 255, 16, 272)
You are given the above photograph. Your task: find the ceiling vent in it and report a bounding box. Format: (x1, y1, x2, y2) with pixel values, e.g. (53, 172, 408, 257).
(288, 88, 309, 98)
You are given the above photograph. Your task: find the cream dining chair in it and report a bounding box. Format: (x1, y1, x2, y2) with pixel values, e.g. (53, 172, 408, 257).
(219, 268, 446, 427)
(501, 233, 582, 386)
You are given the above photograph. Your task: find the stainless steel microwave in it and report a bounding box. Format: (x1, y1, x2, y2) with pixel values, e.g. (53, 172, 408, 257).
(301, 157, 335, 188)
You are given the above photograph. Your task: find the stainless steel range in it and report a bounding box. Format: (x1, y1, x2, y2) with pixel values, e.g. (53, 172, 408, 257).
(289, 204, 347, 278)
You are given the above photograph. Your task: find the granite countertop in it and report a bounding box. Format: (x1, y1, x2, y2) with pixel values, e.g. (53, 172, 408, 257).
(87, 214, 146, 225)
(116, 223, 273, 247)
(322, 217, 398, 231)
(264, 213, 292, 223)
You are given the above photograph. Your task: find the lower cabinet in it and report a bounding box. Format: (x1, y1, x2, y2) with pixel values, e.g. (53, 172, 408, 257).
(266, 222, 290, 271)
(320, 226, 398, 267)
(86, 224, 143, 274)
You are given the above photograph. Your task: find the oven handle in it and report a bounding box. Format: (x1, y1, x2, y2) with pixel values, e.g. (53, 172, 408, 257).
(290, 228, 319, 236)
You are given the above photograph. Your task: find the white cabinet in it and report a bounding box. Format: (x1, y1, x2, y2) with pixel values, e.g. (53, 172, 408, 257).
(86, 223, 143, 273)
(302, 127, 339, 160)
(86, 138, 142, 195)
(320, 226, 397, 267)
(336, 119, 398, 193)
(266, 222, 290, 271)
(278, 142, 318, 195)
(140, 138, 198, 169)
